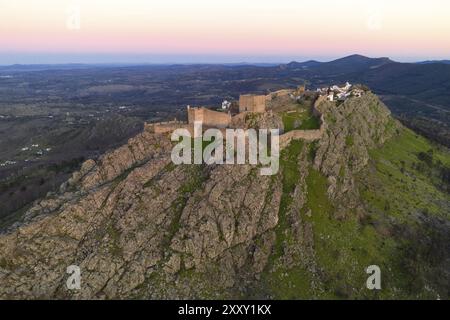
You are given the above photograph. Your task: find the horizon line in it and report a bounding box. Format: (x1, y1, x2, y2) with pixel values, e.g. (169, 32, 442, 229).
(0, 53, 448, 67)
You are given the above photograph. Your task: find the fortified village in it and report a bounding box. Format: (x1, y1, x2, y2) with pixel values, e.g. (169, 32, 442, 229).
(145, 82, 367, 147)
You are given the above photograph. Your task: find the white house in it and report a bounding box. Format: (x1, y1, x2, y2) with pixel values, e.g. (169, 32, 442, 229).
(221, 100, 231, 110)
(343, 82, 352, 91)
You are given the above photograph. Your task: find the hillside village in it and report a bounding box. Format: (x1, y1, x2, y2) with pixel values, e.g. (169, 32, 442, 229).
(146, 82, 367, 142)
(317, 82, 365, 101)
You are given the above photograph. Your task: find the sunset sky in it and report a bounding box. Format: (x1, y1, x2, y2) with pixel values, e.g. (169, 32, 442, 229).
(1, 0, 449, 64)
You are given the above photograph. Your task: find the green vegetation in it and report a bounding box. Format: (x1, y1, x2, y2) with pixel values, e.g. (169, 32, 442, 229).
(261, 140, 316, 299)
(281, 104, 320, 133)
(262, 140, 392, 299)
(296, 162, 443, 299)
(345, 135, 354, 147)
(107, 223, 122, 256)
(262, 264, 314, 299)
(261, 127, 450, 299)
(303, 167, 392, 299)
(356, 128, 450, 298)
(48, 157, 85, 173)
(143, 162, 176, 189)
(245, 113, 261, 129)
(304, 168, 334, 218)
(164, 165, 208, 247)
(307, 141, 319, 162)
(273, 140, 304, 258)
(360, 128, 450, 220)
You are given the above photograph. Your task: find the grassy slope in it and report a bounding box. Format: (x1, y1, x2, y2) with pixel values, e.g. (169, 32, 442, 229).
(357, 128, 449, 298)
(361, 128, 449, 221)
(263, 128, 449, 299)
(260, 140, 317, 299)
(281, 103, 321, 132)
(135, 124, 448, 299)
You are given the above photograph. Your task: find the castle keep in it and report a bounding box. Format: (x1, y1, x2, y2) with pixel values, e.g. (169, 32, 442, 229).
(239, 94, 266, 113)
(187, 106, 231, 128)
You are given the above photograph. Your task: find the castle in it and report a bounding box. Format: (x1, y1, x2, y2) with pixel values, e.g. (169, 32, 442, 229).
(145, 83, 365, 145)
(146, 93, 268, 135)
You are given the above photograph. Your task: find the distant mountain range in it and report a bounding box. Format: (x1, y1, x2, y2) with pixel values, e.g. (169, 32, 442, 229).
(1, 54, 449, 72)
(417, 60, 450, 65)
(285, 54, 394, 73)
(1, 54, 449, 144)
(2, 54, 449, 119)
(283, 54, 450, 128)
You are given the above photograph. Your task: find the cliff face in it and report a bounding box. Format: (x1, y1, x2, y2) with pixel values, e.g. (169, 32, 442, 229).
(0, 94, 448, 299)
(313, 94, 396, 216)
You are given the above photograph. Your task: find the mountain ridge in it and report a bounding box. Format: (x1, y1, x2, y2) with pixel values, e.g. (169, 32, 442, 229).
(0, 92, 448, 299)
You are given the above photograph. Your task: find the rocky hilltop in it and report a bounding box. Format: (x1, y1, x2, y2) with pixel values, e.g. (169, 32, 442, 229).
(0, 93, 448, 299)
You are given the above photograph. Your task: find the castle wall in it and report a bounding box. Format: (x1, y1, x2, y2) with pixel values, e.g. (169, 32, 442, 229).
(145, 87, 329, 151)
(187, 107, 201, 124)
(314, 95, 328, 109)
(279, 128, 323, 149)
(154, 123, 190, 134)
(145, 120, 184, 132)
(279, 99, 326, 149)
(187, 107, 231, 128)
(295, 85, 306, 96)
(271, 89, 292, 97)
(239, 94, 266, 113)
(145, 121, 194, 136)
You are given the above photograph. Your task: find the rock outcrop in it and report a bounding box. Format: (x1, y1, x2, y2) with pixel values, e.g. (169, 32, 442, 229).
(0, 94, 424, 299)
(313, 93, 397, 216)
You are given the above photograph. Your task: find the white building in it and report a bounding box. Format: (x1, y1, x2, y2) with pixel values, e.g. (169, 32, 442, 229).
(221, 100, 231, 110)
(352, 89, 364, 97)
(343, 82, 352, 91)
(337, 92, 351, 101)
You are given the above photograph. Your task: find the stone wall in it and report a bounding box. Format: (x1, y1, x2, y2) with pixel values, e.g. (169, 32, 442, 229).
(239, 94, 266, 113)
(279, 127, 323, 149)
(295, 85, 306, 96)
(269, 89, 293, 98)
(145, 121, 193, 135)
(279, 98, 326, 149)
(314, 95, 328, 109)
(187, 106, 231, 128)
(145, 90, 328, 150)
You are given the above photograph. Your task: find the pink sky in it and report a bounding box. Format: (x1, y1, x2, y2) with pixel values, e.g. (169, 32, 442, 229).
(1, 0, 449, 63)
